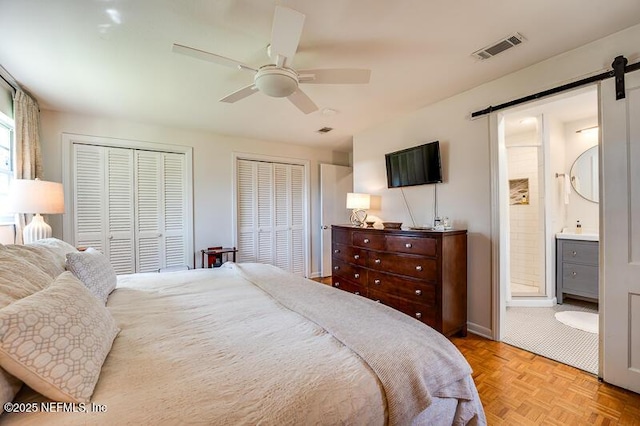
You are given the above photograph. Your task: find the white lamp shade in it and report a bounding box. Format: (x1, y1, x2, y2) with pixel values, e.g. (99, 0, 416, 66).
(346, 192, 371, 210)
(7, 179, 65, 214)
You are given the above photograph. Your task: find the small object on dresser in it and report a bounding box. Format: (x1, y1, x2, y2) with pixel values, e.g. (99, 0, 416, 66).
(576, 220, 582, 234)
(365, 220, 376, 228)
(382, 222, 402, 229)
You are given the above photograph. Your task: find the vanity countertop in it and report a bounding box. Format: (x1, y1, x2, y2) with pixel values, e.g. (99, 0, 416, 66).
(556, 230, 599, 241)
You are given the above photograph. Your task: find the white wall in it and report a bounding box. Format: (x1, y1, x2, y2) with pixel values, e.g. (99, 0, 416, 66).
(563, 118, 599, 231)
(352, 23, 640, 334)
(39, 110, 350, 276)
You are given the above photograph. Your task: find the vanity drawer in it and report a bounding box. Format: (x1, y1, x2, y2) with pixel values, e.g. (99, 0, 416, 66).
(561, 241, 598, 266)
(385, 235, 437, 257)
(368, 289, 437, 327)
(332, 243, 367, 266)
(367, 252, 437, 281)
(562, 263, 599, 297)
(331, 258, 367, 284)
(352, 231, 386, 250)
(331, 276, 366, 296)
(368, 271, 436, 306)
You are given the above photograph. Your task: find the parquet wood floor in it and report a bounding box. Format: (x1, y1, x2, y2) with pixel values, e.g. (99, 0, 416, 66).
(452, 334, 640, 425)
(310, 277, 640, 425)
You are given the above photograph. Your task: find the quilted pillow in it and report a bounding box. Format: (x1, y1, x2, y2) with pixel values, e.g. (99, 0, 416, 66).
(66, 248, 117, 304)
(28, 238, 78, 274)
(0, 252, 55, 411)
(0, 272, 120, 403)
(0, 243, 63, 279)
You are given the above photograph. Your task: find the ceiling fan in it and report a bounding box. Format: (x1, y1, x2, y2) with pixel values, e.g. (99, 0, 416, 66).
(172, 6, 371, 114)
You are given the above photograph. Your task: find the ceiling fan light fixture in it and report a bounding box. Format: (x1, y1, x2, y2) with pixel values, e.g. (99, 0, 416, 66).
(254, 66, 299, 98)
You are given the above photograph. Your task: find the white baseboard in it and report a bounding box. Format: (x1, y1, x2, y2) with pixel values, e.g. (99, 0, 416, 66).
(308, 271, 322, 279)
(507, 297, 557, 308)
(467, 322, 493, 339)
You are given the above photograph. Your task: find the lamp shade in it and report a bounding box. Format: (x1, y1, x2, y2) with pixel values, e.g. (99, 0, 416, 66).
(7, 179, 65, 214)
(346, 192, 371, 210)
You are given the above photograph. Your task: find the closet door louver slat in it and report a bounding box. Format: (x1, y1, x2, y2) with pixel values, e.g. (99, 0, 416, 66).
(237, 160, 257, 263)
(163, 153, 187, 267)
(74, 145, 105, 252)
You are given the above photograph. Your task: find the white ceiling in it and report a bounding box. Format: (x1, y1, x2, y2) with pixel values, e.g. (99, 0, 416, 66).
(1, 1, 639, 151)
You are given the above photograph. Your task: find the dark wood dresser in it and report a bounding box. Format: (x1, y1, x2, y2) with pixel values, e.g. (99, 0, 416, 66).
(331, 225, 467, 337)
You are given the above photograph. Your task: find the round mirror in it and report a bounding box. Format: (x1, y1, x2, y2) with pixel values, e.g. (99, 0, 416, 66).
(570, 145, 598, 203)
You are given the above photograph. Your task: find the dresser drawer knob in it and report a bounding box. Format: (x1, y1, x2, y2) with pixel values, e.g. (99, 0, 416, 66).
(416, 265, 423, 271)
(334, 249, 340, 254)
(363, 238, 370, 244)
(415, 312, 422, 319)
(572, 251, 577, 256)
(405, 243, 412, 248)
(354, 273, 360, 279)
(334, 266, 340, 270)
(354, 291, 360, 296)
(374, 279, 381, 285)
(334, 282, 340, 287)
(572, 271, 577, 277)
(375, 259, 381, 264)
(415, 289, 422, 296)
(354, 254, 360, 260)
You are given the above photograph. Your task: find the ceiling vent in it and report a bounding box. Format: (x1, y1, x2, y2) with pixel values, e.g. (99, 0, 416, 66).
(317, 127, 333, 134)
(472, 32, 526, 60)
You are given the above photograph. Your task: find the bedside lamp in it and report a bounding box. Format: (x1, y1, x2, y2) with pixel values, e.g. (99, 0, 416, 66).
(346, 192, 370, 227)
(7, 178, 65, 244)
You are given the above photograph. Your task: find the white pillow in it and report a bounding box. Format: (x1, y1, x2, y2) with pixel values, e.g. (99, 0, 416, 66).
(66, 248, 117, 304)
(0, 272, 119, 403)
(28, 238, 78, 273)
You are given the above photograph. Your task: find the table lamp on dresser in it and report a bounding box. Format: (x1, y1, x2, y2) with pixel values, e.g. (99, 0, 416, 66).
(346, 192, 370, 227)
(7, 178, 65, 244)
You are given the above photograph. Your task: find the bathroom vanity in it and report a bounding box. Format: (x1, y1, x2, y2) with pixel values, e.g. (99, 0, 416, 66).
(556, 233, 599, 303)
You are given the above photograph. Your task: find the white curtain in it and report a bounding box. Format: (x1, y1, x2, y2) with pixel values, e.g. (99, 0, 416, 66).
(13, 89, 43, 244)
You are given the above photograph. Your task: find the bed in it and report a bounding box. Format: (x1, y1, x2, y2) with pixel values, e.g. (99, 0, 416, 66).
(0, 240, 486, 425)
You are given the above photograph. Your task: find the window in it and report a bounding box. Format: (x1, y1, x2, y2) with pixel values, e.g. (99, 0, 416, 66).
(0, 111, 14, 224)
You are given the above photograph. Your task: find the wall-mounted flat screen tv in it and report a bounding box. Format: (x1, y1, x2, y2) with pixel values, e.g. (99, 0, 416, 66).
(385, 141, 443, 188)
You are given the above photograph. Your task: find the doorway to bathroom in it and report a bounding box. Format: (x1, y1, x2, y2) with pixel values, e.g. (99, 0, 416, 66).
(495, 86, 600, 374)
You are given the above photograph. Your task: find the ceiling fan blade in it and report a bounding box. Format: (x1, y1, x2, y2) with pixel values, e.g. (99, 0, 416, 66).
(270, 6, 305, 68)
(172, 43, 257, 72)
(220, 84, 259, 103)
(298, 69, 371, 84)
(287, 88, 318, 114)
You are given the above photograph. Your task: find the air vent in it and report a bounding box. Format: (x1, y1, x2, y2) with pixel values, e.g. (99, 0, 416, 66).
(317, 127, 333, 134)
(472, 32, 526, 60)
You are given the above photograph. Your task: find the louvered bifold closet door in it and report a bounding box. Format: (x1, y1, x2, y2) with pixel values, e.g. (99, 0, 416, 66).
(289, 165, 305, 275)
(106, 148, 135, 274)
(162, 153, 188, 268)
(135, 151, 163, 272)
(237, 160, 257, 262)
(273, 164, 291, 271)
(74, 144, 107, 252)
(235, 159, 306, 276)
(74, 145, 135, 274)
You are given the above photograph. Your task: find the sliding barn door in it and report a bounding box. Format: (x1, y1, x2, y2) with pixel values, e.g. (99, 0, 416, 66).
(236, 159, 307, 276)
(601, 72, 640, 393)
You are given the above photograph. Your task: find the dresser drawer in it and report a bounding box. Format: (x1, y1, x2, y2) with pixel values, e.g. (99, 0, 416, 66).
(352, 231, 385, 250)
(332, 227, 351, 245)
(331, 276, 366, 296)
(561, 241, 598, 266)
(332, 243, 367, 266)
(368, 289, 437, 327)
(562, 263, 599, 296)
(367, 252, 437, 281)
(332, 258, 367, 285)
(386, 235, 437, 257)
(368, 271, 436, 306)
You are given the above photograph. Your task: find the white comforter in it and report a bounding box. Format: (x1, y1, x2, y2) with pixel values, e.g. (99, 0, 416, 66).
(4, 263, 485, 425)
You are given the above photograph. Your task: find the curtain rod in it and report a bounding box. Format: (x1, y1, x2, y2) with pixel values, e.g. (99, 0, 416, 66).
(471, 55, 640, 118)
